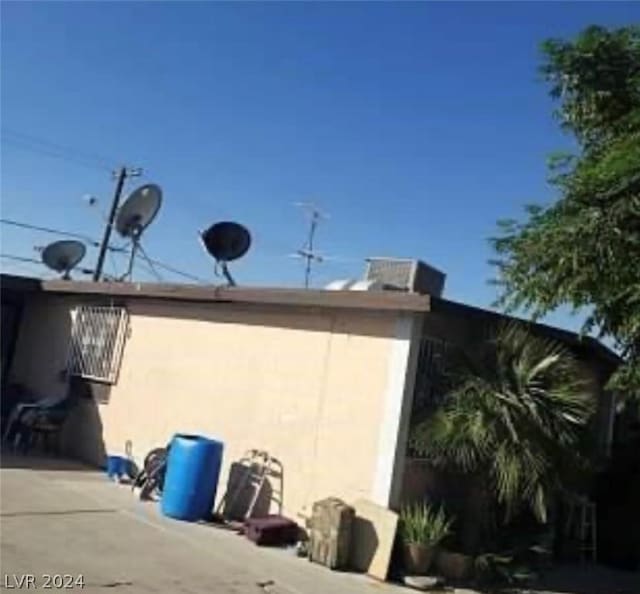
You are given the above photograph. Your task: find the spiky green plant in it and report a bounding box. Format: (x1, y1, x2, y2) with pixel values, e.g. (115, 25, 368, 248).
(410, 323, 595, 524)
(400, 502, 453, 546)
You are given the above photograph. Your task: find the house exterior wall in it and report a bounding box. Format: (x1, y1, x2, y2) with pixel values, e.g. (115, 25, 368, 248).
(9, 294, 75, 400)
(9, 295, 420, 519)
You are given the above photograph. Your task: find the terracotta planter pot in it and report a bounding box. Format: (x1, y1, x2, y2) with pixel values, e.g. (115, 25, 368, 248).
(403, 543, 437, 575)
(435, 550, 474, 581)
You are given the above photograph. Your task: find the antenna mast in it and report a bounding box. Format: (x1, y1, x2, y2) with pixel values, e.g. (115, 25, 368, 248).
(294, 202, 328, 289)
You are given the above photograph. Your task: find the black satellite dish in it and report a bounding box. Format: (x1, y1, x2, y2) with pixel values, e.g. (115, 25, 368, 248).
(115, 184, 162, 280)
(42, 240, 86, 280)
(201, 222, 251, 286)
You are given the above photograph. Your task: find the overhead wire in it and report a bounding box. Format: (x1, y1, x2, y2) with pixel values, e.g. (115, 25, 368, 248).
(0, 257, 45, 278)
(0, 254, 53, 279)
(2, 135, 204, 284)
(2, 218, 100, 245)
(144, 254, 206, 284)
(0, 253, 42, 265)
(1, 128, 116, 172)
(0, 218, 125, 251)
(1, 217, 206, 284)
(2, 136, 359, 286)
(137, 243, 163, 282)
(133, 259, 160, 282)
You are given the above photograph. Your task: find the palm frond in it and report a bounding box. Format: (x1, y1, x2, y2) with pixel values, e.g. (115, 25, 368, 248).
(410, 321, 596, 523)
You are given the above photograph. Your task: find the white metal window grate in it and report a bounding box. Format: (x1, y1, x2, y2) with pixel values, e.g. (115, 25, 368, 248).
(69, 306, 128, 384)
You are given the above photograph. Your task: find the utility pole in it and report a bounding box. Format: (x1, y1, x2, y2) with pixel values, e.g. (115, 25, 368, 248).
(93, 166, 141, 281)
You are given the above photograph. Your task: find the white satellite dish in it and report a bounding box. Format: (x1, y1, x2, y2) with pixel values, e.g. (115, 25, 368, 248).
(115, 184, 163, 281)
(41, 240, 87, 280)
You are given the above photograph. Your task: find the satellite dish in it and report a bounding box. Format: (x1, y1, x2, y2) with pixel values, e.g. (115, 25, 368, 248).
(116, 184, 162, 238)
(42, 240, 86, 280)
(201, 222, 251, 286)
(115, 183, 163, 281)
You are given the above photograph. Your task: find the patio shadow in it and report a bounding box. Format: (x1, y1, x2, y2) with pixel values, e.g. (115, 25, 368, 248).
(530, 563, 640, 594)
(0, 451, 99, 472)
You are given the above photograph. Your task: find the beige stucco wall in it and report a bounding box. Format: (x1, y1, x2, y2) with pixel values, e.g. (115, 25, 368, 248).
(10, 295, 411, 520)
(109, 302, 398, 519)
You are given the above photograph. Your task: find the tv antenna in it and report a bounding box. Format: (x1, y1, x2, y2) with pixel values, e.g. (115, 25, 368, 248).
(41, 240, 88, 280)
(200, 221, 251, 286)
(292, 202, 328, 288)
(114, 183, 162, 281)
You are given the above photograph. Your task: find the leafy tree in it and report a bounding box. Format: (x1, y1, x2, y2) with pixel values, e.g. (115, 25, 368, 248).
(491, 25, 640, 395)
(410, 324, 595, 533)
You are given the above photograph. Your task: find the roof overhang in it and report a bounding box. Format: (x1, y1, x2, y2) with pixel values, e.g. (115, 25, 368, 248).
(36, 277, 432, 313)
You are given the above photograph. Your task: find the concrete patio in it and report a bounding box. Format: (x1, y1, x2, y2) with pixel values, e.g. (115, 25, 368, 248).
(1, 454, 637, 594)
(0, 454, 408, 594)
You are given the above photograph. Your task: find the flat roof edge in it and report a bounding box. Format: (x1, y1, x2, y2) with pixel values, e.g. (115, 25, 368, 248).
(430, 296, 621, 366)
(38, 279, 431, 313)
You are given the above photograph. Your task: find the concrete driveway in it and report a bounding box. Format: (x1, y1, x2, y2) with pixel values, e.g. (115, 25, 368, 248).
(0, 454, 406, 594)
(3, 455, 636, 594)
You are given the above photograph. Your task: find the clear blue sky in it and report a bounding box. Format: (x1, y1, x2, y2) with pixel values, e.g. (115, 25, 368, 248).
(1, 2, 636, 331)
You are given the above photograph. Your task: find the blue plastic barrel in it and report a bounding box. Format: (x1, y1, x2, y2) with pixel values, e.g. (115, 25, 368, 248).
(161, 434, 224, 522)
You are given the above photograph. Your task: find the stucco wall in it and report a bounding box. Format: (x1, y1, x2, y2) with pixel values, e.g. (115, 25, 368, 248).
(110, 302, 400, 519)
(10, 295, 414, 520)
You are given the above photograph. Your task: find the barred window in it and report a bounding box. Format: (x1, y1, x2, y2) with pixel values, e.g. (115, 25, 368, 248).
(413, 336, 450, 412)
(69, 306, 128, 384)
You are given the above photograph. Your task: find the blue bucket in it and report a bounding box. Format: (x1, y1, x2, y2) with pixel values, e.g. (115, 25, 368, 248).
(106, 455, 128, 481)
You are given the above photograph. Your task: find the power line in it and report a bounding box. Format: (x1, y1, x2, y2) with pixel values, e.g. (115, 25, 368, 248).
(107, 246, 205, 284)
(0, 218, 127, 252)
(0, 253, 94, 278)
(0, 253, 42, 265)
(134, 258, 163, 282)
(137, 244, 163, 282)
(0, 255, 48, 278)
(2, 127, 116, 164)
(2, 218, 208, 285)
(1, 128, 116, 172)
(2, 137, 113, 173)
(1, 218, 99, 244)
(144, 255, 207, 284)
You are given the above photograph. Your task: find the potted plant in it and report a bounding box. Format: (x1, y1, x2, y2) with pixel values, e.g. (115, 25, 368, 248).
(435, 548, 475, 581)
(400, 502, 452, 575)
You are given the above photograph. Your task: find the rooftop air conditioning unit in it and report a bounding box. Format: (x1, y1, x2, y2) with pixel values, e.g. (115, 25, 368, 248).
(364, 258, 446, 296)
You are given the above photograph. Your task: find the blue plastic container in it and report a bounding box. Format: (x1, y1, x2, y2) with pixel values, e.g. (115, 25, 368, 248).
(106, 455, 128, 481)
(161, 434, 224, 522)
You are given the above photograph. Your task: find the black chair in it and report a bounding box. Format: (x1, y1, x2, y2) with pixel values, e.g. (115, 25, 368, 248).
(17, 397, 76, 455)
(1, 383, 36, 437)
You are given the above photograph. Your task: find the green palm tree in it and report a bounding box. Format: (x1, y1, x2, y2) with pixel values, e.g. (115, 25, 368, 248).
(410, 323, 595, 525)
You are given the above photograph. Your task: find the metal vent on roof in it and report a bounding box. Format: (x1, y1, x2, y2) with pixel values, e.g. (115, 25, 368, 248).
(365, 258, 446, 296)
